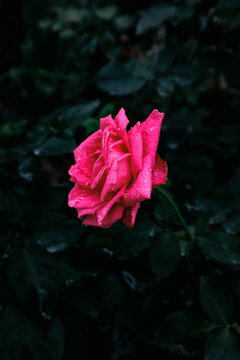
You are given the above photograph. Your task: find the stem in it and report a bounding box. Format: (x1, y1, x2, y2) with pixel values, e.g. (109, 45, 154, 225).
(156, 187, 193, 239)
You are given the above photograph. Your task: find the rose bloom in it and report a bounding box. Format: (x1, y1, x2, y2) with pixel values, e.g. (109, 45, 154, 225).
(68, 108, 167, 229)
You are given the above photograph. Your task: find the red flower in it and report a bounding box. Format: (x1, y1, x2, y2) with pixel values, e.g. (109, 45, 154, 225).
(68, 108, 167, 228)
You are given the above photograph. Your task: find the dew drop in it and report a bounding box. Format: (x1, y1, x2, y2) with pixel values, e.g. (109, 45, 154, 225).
(33, 149, 40, 156)
(122, 270, 137, 290)
(66, 279, 74, 287)
(40, 309, 52, 321)
(102, 248, 114, 256)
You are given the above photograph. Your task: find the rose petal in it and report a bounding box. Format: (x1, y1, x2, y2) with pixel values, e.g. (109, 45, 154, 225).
(68, 183, 101, 209)
(100, 160, 117, 201)
(100, 114, 116, 130)
(91, 167, 107, 189)
(107, 139, 128, 167)
(90, 156, 107, 189)
(123, 202, 140, 229)
(141, 110, 164, 166)
(77, 202, 105, 218)
(69, 164, 90, 186)
(114, 108, 130, 150)
(101, 153, 131, 201)
(115, 108, 129, 129)
(129, 122, 143, 177)
(83, 203, 124, 228)
(92, 155, 104, 177)
(152, 154, 168, 188)
(101, 127, 119, 164)
(97, 185, 127, 225)
(123, 155, 152, 207)
(74, 129, 102, 162)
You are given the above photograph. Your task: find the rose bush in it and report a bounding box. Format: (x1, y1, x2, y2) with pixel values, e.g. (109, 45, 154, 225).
(68, 108, 167, 228)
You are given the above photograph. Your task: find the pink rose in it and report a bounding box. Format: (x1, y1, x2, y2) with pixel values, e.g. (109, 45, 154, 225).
(68, 108, 167, 229)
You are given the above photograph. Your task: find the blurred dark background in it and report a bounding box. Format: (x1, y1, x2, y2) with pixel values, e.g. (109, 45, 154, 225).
(0, 0, 240, 359)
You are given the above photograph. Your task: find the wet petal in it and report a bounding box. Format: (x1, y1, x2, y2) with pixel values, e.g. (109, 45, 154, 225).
(91, 166, 107, 189)
(69, 164, 90, 186)
(101, 127, 119, 164)
(90, 156, 107, 189)
(129, 122, 143, 177)
(115, 108, 129, 129)
(141, 110, 164, 166)
(123, 155, 152, 207)
(68, 184, 101, 209)
(114, 108, 130, 150)
(107, 139, 128, 167)
(74, 129, 102, 162)
(152, 154, 168, 188)
(123, 202, 140, 229)
(100, 114, 116, 130)
(97, 185, 127, 225)
(101, 154, 131, 201)
(77, 202, 105, 218)
(83, 203, 124, 228)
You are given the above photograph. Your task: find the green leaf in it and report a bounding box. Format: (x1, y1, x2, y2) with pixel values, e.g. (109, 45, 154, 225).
(156, 45, 176, 73)
(95, 5, 118, 21)
(33, 228, 82, 253)
(56, 261, 81, 288)
(114, 15, 134, 31)
(148, 233, 181, 280)
(171, 5, 194, 25)
(158, 311, 210, 356)
(96, 60, 153, 96)
(33, 137, 76, 156)
(31, 212, 85, 253)
(59, 101, 100, 122)
(8, 247, 58, 307)
(0, 306, 64, 360)
(119, 219, 157, 258)
(57, 100, 101, 136)
(198, 231, 240, 265)
(81, 117, 99, 136)
(156, 76, 175, 99)
(86, 218, 157, 259)
(200, 277, 234, 324)
(171, 63, 202, 86)
(98, 102, 115, 118)
(100, 274, 125, 310)
(223, 214, 240, 234)
(205, 328, 240, 360)
(136, 5, 177, 35)
(18, 156, 38, 182)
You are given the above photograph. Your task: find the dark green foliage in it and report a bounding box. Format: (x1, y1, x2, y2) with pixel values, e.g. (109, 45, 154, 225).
(0, 306, 64, 360)
(96, 60, 153, 96)
(148, 233, 181, 280)
(199, 277, 235, 324)
(198, 232, 240, 265)
(158, 311, 211, 356)
(205, 329, 240, 360)
(0, 0, 240, 359)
